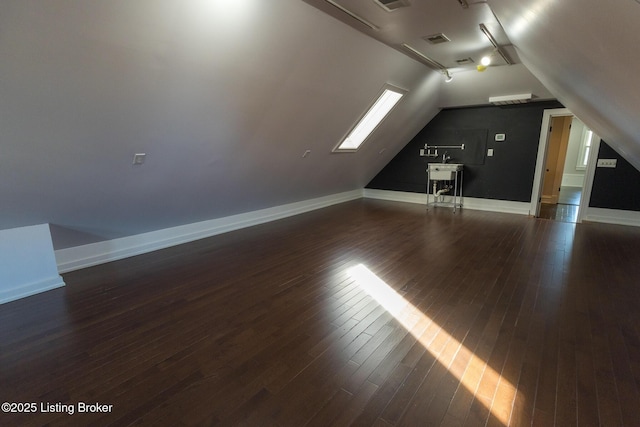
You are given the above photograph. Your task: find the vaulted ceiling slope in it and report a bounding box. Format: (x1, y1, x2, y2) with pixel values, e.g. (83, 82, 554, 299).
(304, 0, 640, 171)
(488, 0, 640, 169)
(0, 0, 442, 247)
(303, 0, 555, 107)
(5, 1, 637, 250)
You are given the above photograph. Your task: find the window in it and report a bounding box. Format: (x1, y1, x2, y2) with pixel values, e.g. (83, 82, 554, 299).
(334, 85, 405, 152)
(576, 127, 594, 170)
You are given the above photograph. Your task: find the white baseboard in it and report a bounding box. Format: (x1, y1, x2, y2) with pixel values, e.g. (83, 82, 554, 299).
(363, 189, 531, 216)
(583, 207, 640, 227)
(0, 223, 65, 304)
(0, 276, 65, 305)
(55, 188, 640, 275)
(55, 190, 363, 273)
(561, 174, 585, 187)
(363, 189, 427, 205)
(541, 195, 557, 204)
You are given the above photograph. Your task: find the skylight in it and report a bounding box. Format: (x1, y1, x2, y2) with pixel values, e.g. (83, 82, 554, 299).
(334, 85, 405, 152)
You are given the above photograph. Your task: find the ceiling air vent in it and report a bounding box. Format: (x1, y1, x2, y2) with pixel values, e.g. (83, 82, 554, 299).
(373, 0, 411, 12)
(489, 93, 533, 105)
(423, 33, 450, 44)
(456, 57, 474, 65)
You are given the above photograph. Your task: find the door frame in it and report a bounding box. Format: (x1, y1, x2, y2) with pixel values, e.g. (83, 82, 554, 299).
(530, 108, 601, 222)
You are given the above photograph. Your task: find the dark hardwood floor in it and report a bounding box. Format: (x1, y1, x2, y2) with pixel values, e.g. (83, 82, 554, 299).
(2, 199, 640, 426)
(538, 203, 579, 223)
(539, 187, 582, 223)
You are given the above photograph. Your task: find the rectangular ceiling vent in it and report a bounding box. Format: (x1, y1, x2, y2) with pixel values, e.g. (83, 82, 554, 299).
(423, 33, 451, 44)
(456, 57, 474, 65)
(489, 93, 533, 105)
(374, 0, 411, 12)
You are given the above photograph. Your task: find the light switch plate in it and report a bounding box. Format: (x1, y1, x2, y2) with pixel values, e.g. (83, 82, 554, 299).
(597, 158, 617, 168)
(487, 148, 494, 157)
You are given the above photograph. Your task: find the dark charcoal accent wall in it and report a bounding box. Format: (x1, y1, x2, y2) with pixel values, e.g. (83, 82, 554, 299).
(367, 101, 563, 202)
(590, 142, 640, 211)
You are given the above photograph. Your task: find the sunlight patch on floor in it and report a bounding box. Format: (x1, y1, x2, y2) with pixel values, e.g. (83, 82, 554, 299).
(348, 264, 515, 425)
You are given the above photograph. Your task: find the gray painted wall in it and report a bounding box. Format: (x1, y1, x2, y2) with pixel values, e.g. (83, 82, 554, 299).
(590, 142, 640, 212)
(3, 0, 640, 253)
(0, 0, 443, 249)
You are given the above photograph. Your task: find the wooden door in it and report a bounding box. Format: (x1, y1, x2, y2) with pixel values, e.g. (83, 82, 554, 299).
(541, 116, 572, 204)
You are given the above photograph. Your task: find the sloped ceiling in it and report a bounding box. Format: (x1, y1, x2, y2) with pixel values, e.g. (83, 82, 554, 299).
(3, 0, 638, 249)
(303, 0, 555, 106)
(0, 0, 443, 246)
(304, 0, 640, 167)
(487, 0, 640, 168)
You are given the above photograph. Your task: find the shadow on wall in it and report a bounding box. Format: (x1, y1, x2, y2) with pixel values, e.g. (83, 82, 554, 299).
(49, 224, 126, 250)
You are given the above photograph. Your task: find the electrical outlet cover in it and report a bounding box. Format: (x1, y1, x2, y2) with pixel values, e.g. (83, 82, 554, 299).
(133, 153, 146, 165)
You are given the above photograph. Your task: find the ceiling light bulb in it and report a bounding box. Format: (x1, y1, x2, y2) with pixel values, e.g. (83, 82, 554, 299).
(477, 64, 487, 72)
(481, 56, 491, 66)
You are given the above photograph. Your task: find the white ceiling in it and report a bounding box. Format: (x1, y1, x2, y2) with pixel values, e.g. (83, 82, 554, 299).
(303, 0, 556, 105)
(304, 0, 518, 74)
(488, 0, 640, 168)
(305, 0, 640, 167)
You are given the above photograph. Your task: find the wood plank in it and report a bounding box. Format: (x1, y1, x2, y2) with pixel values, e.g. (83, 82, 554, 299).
(1, 200, 640, 426)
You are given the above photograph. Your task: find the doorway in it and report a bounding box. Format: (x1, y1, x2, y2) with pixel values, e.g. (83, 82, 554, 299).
(530, 108, 601, 223)
(540, 115, 578, 222)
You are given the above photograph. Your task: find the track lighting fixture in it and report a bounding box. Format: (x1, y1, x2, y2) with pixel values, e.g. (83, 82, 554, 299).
(479, 23, 513, 66)
(400, 43, 452, 82)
